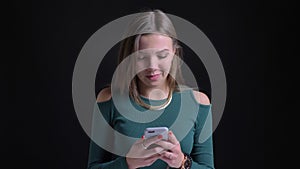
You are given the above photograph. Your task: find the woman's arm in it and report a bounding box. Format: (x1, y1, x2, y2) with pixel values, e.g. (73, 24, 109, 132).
(190, 133, 215, 169)
(87, 140, 128, 169)
(190, 91, 215, 169)
(87, 88, 129, 169)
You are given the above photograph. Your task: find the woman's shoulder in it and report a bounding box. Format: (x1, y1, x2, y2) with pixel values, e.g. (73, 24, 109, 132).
(191, 90, 211, 105)
(96, 87, 112, 103)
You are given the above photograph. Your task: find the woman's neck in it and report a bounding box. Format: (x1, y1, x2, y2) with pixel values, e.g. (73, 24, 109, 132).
(138, 85, 169, 100)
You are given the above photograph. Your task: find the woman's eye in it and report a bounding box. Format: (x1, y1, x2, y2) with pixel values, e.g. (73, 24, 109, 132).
(157, 54, 169, 58)
(137, 54, 146, 60)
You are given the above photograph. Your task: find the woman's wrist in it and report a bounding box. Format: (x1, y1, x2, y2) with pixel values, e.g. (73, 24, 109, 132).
(125, 157, 135, 169)
(175, 152, 185, 168)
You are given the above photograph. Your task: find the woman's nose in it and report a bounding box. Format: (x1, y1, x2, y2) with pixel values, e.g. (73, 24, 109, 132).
(146, 56, 159, 69)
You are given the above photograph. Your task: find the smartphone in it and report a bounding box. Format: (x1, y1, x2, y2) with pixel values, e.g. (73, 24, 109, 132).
(144, 127, 169, 140)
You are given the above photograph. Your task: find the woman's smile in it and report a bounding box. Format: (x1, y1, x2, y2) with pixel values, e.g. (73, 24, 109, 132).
(146, 73, 161, 81)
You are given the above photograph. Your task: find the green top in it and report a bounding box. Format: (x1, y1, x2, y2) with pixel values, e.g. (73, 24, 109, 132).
(87, 89, 215, 169)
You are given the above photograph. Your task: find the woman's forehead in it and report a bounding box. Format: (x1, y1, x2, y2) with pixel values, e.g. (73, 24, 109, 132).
(139, 34, 173, 50)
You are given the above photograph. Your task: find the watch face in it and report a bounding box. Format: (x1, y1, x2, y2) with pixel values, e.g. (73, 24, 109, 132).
(184, 154, 192, 169)
(184, 160, 191, 168)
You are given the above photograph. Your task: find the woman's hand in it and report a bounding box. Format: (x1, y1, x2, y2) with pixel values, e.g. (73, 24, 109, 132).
(155, 131, 185, 168)
(126, 135, 165, 169)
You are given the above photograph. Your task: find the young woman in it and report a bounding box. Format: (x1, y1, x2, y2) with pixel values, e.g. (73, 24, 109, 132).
(88, 9, 215, 169)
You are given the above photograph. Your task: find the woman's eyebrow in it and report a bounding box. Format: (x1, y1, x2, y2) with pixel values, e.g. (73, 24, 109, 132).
(138, 49, 170, 54)
(155, 49, 170, 54)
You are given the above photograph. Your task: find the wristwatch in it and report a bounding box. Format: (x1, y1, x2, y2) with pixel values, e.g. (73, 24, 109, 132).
(179, 153, 192, 169)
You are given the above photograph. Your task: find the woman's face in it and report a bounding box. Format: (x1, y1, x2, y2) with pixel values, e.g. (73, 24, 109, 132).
(136, 34, 175, 89)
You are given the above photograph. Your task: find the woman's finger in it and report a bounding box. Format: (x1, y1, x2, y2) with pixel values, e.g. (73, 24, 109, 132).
(155, 140, 176, 150)
(161, 151, 178, 160)
(168, 131, 179, 145)
(143, 134, 163, 148)
(144, 154, 161, 163)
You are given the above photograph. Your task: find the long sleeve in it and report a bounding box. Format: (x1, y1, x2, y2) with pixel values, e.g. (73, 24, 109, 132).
(87, 140, 128, 169)
(190, 105, 215, 169)
(87, 100, 129, 169)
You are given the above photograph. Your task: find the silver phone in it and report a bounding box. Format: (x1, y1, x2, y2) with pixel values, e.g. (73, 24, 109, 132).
(144, 127, 169, 140)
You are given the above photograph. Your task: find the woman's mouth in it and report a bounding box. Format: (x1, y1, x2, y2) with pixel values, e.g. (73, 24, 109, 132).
(146, 74, 160, 81)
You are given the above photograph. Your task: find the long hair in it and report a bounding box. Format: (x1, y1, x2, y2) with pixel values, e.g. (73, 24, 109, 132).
(114, 9, 185, 108)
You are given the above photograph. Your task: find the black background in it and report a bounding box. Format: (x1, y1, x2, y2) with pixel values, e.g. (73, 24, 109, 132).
(9, 0, 296, 168)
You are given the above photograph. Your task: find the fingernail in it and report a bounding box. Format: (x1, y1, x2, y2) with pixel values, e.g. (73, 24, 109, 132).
(158, 135, 163, 139)
(169, 131, 172, 135)
(141, 135, 145, 139)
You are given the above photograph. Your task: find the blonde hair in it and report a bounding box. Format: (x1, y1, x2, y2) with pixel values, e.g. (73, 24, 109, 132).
(115, 9, 185, 108)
